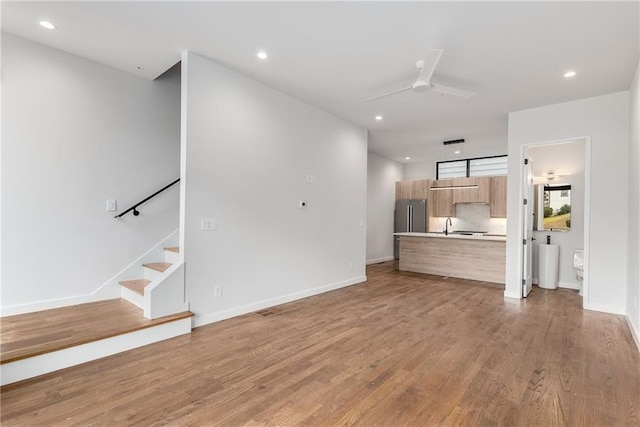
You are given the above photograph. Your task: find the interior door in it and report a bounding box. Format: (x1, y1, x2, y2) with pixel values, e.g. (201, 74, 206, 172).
(522, 157, 534, 297)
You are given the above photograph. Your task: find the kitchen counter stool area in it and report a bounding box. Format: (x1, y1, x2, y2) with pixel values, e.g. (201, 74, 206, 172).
(396, 234, 506, 284)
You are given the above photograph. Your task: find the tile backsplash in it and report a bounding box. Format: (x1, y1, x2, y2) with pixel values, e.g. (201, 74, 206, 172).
(429, 203, 506, 235)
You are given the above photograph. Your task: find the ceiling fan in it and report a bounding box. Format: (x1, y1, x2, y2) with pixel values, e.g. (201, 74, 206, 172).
(362, 49, 475, 103)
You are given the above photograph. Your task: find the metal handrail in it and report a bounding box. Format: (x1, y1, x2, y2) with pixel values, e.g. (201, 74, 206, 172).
(114, 178, 180, 218)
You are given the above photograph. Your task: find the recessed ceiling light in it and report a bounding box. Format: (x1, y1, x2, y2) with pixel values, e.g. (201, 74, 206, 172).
(375, 115, 383, 121)
(454, 150, 461, 154)
(256, 51, 268, 60)
(39, 21, 56, 30)
(564, 70, 576, 78)
(405, 156, 411, 160)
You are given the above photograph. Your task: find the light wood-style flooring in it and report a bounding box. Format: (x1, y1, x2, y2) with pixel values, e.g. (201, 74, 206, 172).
(1, 299, 193, 364)
(2, 261, 639, 425)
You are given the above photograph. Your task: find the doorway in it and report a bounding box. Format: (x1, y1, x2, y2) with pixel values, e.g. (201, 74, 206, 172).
(520, 137, 589, 304)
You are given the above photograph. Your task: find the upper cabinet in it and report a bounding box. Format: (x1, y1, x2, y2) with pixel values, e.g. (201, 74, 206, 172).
(395, 179, 430, 200)
(395, 176, 507, 218)
(489, 176, 507, 218)
(395, 181, 413, 200)
(396, 175, 507, 218)
(451, 177, 490, 204)
(429, 179, 456, 217)
(411, 179, 429, 200)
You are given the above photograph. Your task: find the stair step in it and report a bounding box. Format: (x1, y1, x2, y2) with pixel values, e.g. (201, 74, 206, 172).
(164, 246, 179, 253)
(1, 299, 193, 385)
(119, 279, 151, 296)
(1, 299, 193, 365)
(143, 262, 172, 273)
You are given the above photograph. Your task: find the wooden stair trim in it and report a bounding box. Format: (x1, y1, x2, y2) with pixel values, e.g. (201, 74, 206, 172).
(143, 262, 172, 273)
(164, 246, 179, 253)
(119, 279, 151, 296)
(1, 300, 194, 364)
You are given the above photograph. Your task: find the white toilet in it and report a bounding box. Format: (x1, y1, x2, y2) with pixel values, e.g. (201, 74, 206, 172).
(573, 249, 584, 296)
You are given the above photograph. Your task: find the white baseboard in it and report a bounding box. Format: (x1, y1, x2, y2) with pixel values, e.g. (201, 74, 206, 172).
(193, 276, 367, 328)
(0, 287, 121, 317)
(504, 290, 522, 299)
(366, 256, 394, 265)
(583, 302, 626, 315)
(626, 316, 640, 354)
(0, 317, 192, 386)
(558, 281, 580, 290)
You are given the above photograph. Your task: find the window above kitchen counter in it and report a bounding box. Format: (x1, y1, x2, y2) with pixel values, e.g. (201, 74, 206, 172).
(437, 155, 507, 179)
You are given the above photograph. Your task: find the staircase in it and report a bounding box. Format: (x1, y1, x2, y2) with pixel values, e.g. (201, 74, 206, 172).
(117, 245, 188, 319)
(0, 239, 192, 386)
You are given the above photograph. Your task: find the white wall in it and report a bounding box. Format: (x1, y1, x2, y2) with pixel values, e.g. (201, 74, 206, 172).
(404, 161, 436, 181)
(506, 91, 630, 314)
(404, 143, 507, 181)
(627, 58, 640, 346)
(366, 151, 404, 264)
(181, 52, 367, 327)
(1, 35, 181, 311)
(529, 141, 585, 290)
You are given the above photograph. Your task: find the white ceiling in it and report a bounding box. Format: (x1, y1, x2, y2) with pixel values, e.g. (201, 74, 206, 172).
(529, 140, 586, 179)
(2, 2, 639, 164)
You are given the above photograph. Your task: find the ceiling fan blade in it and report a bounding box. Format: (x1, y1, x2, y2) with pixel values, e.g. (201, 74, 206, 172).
(418, 49, 443, 83)
(430, 83, 475, 98)
(361, 86, 412, 103)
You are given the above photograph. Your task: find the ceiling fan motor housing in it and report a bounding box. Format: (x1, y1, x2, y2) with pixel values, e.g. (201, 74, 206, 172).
(412, 80, 431, 92)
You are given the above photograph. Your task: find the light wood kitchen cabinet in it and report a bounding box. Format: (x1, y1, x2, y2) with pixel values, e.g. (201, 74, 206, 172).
(397, 175, 504, 218)
(411, 179, 429, 199)
(395, 181, 412, 200)
(399, 235, 506, 284)
(429, 179, 456, 217)
(451, 177, 490, 204)
(490, 175, 508, 217)
(396, 179, 429, 200)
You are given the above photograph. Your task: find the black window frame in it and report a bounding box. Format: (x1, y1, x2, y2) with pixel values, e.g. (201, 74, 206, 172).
(436, 154, 508, 180)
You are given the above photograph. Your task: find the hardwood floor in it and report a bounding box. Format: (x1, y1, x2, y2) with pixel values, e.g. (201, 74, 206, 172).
(2, 261, 639, 425)
(1, 299, 193, 363)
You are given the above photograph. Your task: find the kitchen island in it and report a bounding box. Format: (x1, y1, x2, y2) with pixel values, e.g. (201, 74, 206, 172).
(395, 232, 506, 284)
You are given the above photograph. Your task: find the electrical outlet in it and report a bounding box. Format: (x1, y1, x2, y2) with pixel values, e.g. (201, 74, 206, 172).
(306, 175, 314, 184)
(106, 199, 117, 212)
(214, 285, 223, 297)
(201, 218, 216, 231)
(349, 261, 353, 271)
(359, 219, 365, 227)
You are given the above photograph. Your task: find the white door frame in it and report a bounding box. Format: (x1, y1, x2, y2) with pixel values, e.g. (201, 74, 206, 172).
(517, 136, 591, 307)
(522, 156, 533, 297)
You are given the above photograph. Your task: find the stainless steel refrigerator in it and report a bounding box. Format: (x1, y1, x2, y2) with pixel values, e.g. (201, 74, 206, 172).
(394, 199, 427, 259)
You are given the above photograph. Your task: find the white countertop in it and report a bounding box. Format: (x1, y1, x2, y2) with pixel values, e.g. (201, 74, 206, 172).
(394, 232, 507, 242)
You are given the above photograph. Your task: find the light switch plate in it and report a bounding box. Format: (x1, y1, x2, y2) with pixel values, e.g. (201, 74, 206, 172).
(106, 199, 117, 211)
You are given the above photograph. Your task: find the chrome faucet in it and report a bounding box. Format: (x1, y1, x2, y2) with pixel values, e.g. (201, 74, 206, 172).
(444, 217, 453, 235)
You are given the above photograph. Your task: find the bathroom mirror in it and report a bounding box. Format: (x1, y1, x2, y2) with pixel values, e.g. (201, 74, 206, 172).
(533, 184, 571, 231)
